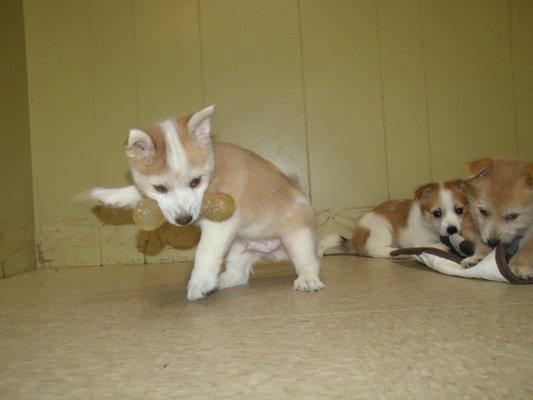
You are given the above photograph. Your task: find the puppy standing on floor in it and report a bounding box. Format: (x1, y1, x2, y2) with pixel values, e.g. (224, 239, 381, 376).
(91, 106, 324, 300)
(466, 159, 533, 278)
(320, 180, 490, 267)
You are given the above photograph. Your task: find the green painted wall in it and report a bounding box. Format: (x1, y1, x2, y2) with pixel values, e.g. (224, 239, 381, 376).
(22, 0, 533, 268)
(0, 0, 35, 277)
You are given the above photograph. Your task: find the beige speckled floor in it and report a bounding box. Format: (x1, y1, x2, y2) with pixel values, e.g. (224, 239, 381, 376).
(1, 256, 532, 399)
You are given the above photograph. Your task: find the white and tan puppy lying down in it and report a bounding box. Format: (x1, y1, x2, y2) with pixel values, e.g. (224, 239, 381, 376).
(91, 106, 324, 300)
(320, 180, 491, 266)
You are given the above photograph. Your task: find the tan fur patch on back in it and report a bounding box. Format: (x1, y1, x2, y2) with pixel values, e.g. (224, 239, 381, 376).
(206, 143, 313, 237)
(374, 199, 412, 235)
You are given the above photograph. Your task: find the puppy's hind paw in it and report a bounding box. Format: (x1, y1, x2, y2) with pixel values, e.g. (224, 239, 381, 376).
(294, 274, 324, 292)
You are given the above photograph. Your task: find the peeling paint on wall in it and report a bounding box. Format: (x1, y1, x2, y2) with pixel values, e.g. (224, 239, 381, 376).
(33, 207, 369, 269)
(36, 223, 100, 268)
(2, 226, 35, 277)
(35, 211, 203, 268)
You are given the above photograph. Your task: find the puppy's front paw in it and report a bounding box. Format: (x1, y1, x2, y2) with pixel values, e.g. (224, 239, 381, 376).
(89, 186, 142, 208)
(90, 187, 109, 203)
(509, 257, 533, 280)
(294, 274, 324, 292)
(461, 255, 483, 268)
(187, 274, 217, 301)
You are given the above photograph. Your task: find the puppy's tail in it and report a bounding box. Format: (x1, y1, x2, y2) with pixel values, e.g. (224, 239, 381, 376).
(318, 234, 357, 257)
(285, 172, 304, 191)
(275, 162, 305, 192)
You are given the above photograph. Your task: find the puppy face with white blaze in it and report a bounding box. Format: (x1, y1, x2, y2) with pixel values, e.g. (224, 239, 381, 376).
(125, 106, 215, 226)
(415, 181, 468, 237)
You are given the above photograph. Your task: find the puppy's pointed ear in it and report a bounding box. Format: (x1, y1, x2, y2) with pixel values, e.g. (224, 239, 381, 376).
(466, 158, 493, 179)
(187, 105, 214, 141)
(125, 129, 155, 161)
(415, 183, 436, 200)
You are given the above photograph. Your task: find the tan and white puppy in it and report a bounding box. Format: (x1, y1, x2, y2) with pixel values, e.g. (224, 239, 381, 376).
(91, 106, 324, 300)
(320, 181, 485, 265)
(466, 159, 533, 278)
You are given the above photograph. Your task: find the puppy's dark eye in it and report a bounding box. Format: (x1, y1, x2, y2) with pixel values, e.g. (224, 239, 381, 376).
(506, 213, 518, 221)
(433, 209, 442, 218)
(153, 185, 168, 193)
(479, 208, 489, 217)
(189, 177, 201, 189)
(455, 207, 463, 215)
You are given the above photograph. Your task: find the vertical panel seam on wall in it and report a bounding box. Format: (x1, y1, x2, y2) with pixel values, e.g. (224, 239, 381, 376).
(417, 0, 434, 181)
(197, 0, 206, 107)
(132, 0, 141, 130)
(506, 0, 520, 156)
(0, 221, 5, 278)
(21, 0, 39, 265)
(89, 0, 103, 266)
(131, 0, 146, 264)
(374, 0, 391, 200)
(296, 0, 313, 201)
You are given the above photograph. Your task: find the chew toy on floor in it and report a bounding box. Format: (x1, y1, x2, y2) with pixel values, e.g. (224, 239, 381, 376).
(133, 192, 235, 231)
(391, 245, 533, 284)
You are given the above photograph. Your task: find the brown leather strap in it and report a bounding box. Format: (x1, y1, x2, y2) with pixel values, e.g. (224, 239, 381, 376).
(391, 247, 463, 264)
(494, 245, 533, 285)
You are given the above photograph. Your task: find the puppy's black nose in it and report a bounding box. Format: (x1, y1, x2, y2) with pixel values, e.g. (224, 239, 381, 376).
(175, 215, 193, 225)
(487, 238, 500, 248)
(447, 226, 458, 235)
